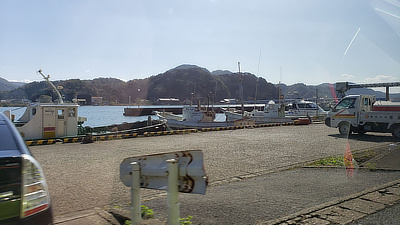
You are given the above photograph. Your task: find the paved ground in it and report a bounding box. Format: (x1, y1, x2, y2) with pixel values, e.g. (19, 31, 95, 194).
(55, 151, 400, 225)
(28, 123, 399, 224)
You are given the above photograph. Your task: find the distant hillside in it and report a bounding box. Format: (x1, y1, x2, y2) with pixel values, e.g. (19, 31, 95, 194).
(279, 82, 400, 100)
(0, 77, 25, 91)
(211, 70, 233, 75)
(1, 66, 398, 104)
(2, 65, 278, 104)
(147, 66, 277, 102)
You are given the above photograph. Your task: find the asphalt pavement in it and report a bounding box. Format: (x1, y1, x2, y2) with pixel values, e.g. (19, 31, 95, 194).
(55, 143, 400, 225)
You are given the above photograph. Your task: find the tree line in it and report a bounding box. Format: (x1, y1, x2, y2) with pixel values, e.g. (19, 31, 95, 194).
(2, 66, 279, 105)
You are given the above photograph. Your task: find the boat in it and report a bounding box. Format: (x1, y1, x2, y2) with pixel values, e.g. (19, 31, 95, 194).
(284, 99, 328, 120)
(83, 118, 167, 135)
(2, 70, 84, 140)
(155, 103, 255, 130)
(223, 100, 295, 124)
(223, 62, 294, 125)
(2, 70, 167, 140)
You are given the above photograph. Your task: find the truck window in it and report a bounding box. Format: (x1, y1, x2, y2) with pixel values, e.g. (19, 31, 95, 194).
(334, 98, 356, 110)
(363, 98, 370, 106)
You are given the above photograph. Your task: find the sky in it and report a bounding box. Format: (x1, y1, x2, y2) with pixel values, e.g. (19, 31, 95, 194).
(0, 0, 399, 92)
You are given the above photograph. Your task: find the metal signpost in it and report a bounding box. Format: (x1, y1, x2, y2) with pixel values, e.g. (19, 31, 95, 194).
(120, 150, 208, 225)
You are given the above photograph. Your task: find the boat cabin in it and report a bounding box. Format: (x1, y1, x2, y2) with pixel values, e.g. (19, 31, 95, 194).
(11, 103, 80, 140)
(182, 105, 216, 122)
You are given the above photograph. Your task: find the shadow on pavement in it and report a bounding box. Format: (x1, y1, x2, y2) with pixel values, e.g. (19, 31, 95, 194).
(328, 133, 397, 142)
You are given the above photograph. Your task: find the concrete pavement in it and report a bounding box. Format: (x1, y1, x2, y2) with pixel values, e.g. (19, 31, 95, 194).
(54, 143, 400, 225)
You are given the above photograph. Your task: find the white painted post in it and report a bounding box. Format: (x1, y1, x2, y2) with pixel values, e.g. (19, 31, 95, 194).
(131, 162, 141, 225)
(167, 159, 180, 225)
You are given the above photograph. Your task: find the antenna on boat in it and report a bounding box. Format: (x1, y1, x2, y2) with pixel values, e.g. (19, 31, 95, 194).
(254, 49, 262, 110)
(37, 69, 64, 104)
(238, 62, 244, 117)
(279, 66, 282, 105)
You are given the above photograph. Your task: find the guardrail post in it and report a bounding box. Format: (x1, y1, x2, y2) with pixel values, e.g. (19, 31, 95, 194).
(167, 159, 180, 225)
(131, 162, 141, 225)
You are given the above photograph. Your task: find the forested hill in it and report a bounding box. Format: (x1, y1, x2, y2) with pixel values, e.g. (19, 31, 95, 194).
(1, 65, 397, 105)
(0, 77, 25, 91)
(1, 65, 279, 104)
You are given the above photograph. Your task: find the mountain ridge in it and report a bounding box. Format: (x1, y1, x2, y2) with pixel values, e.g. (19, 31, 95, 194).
(1, 65, 399, 104)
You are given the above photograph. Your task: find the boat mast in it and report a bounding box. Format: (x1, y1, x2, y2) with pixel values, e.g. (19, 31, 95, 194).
(254, 49, 262, 110)
(37, 69, 64, 104)
(279, 66, 282, 105)
(238, 62, 244, 118)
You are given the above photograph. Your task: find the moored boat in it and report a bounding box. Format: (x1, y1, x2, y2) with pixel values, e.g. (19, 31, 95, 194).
(2, 70, 167, 141)
(155, 104, 254, 130)
(224, 100, 294, 124)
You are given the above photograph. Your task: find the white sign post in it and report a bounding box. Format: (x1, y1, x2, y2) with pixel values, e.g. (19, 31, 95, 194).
(120, 150, 207, 225)
(130, 162, 141, 225)
(167, 159, 179, 224)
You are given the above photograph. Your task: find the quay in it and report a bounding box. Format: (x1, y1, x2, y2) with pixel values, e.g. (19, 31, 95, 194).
(28, 123, 400, 224)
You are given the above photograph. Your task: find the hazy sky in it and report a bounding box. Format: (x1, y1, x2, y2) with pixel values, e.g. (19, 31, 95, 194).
(0, 0, 399, 91)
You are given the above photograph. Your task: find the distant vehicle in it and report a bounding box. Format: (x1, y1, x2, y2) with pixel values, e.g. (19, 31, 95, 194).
(285, 99, 328, 120)
(0, 112, 53, 224)
(324, 95, 400, 138)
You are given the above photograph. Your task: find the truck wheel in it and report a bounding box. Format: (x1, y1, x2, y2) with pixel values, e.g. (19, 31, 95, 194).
(339, 122, 351, 135)
(392, 126, 400, 139)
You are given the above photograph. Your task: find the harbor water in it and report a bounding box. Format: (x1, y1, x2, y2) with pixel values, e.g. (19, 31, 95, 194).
(0, 105, 227, 127)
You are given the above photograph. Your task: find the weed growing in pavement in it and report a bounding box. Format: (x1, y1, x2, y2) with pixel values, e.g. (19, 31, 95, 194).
(141, 205, 154, 219)
(123, 205, 155, 225)
(180, 215, 193, 225)
(308, 155, 345, 167)
(366, 162, 377, 171)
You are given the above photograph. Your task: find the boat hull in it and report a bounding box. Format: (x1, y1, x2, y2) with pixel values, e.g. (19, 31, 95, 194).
(224, 110, 293, 124)
(165, 120, 234, 130)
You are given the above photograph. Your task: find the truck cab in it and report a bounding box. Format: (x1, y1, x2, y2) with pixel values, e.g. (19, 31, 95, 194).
(325, 95, 400, 138)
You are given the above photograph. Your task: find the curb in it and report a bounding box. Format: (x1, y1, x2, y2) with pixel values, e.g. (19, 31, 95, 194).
(54, 207, 120, 225)
(26, 122, 296, 146)
(25, 139, 60, 146)
(257, 179, 400, 225)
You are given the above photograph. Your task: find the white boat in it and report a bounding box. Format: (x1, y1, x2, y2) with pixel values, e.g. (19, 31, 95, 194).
(285, 99, 328, 120)
(155, 104, 254, 129)
(2, 70, 85, 140)
(5, 103, 82, 140)
(224, 100, 294, 124)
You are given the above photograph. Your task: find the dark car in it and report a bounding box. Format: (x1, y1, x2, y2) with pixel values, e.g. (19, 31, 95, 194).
(0, 112, 53, 225)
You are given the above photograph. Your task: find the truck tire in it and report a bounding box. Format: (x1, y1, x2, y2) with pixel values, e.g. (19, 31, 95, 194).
(339, 122, 351, 135)
(392, 126, 400, 139)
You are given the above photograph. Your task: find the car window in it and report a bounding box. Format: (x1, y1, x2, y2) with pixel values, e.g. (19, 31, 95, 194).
(334, 98, 356, 110)
(0, 124, 18, 150)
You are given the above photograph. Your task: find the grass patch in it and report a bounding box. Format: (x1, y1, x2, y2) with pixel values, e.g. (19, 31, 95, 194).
(308, 155, 345, 167)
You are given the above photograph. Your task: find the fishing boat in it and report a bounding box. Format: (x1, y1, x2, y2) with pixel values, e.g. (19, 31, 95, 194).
(2, 70, 83, 140)
(223, 100, 294, 124)
(155, 103, 255, 130)
(3, 70, 167, 140)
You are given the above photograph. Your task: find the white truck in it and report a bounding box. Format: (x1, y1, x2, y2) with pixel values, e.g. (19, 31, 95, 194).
(325, 95, 400, 139)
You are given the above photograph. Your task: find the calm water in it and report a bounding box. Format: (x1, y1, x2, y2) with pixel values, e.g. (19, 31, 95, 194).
(0, 106, 226, 127)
